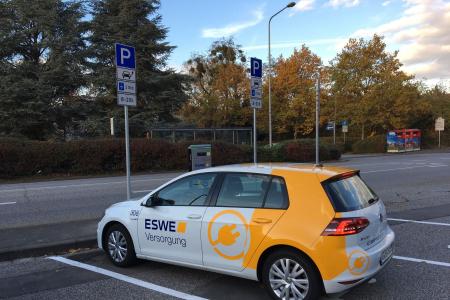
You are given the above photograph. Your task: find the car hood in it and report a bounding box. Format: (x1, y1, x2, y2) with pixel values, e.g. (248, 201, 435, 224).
(108, 198, 143, 209)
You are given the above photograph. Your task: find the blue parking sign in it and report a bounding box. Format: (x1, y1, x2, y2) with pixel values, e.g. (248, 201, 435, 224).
(115, 43, 135, 69)
(250, 57, 262, 78)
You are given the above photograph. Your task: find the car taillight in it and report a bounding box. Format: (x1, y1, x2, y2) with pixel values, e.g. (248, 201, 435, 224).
(322, 217, 369, 236)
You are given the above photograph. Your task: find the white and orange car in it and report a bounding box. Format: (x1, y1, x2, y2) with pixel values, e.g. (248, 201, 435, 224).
(97, 163, 395, 300)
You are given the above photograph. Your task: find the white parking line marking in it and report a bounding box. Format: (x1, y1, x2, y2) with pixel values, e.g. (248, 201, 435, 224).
(48, 256, 207, 300)
(427, 163, 448, 168)
(388, 218, 450, 227)
(0, 177, 175, 193)
(362, 166, 423, 173)
(393, 255, 450, 268)
(361, 163, 448, 173)
(0, 201, 16, 205)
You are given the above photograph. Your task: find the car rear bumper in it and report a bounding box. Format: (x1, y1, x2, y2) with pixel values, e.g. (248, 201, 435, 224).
(323, 226, 395, 294)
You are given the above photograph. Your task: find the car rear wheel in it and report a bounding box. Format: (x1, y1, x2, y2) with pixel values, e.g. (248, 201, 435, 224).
(262, 249, 321, 300)
(105, 224, 137, 267)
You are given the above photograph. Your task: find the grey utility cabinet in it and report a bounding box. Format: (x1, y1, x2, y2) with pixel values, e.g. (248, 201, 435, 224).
(188, 144, 212, 171)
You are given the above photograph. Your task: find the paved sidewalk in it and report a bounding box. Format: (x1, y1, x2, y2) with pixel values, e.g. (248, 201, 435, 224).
(0, 219, 98, 261)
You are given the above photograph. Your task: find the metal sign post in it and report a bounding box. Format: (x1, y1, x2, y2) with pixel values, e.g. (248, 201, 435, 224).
(115, 43, 137, 200)
(435, 117, 445, 148)
(253, 109, 257, 163)
(110, 117, 115, 136)
(342, 120, 348, 144)
(333, 121, 336, 145)
(250, 57, 262, 164)
(315, 71, 320, 166)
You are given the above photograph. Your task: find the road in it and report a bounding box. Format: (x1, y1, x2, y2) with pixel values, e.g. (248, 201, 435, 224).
(0, 172, 182, 228)
(0, 151, 449, 299)
(1, 152, 449, 229)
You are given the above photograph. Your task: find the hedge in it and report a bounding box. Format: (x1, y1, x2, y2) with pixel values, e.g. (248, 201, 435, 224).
(352, 135, 386, 154)
(0, 138, 341, 178)
(259, 139, 341, 162)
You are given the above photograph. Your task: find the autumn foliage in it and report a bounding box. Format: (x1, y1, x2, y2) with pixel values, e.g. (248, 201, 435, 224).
(181, 35, 448, 142)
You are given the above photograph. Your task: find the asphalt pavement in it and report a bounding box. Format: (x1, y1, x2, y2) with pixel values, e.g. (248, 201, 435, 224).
(0, 151, 449, 299)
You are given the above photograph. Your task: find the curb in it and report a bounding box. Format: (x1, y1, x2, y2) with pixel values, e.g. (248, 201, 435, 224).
(0, 238, 97, 262)
(342, 149, 450, 159)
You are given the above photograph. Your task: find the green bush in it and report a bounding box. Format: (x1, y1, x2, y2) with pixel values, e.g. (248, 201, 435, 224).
(352, 135, 386, 154)
(211, 142, 252, 166)
(258, 139, 341, 162)
(0, 138, 341, 178)
(421, 130, 450, 149)
(0, 138, 254, 178)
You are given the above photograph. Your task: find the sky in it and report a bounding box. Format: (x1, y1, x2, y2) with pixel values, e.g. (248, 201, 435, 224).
(158, 0, 450, 88)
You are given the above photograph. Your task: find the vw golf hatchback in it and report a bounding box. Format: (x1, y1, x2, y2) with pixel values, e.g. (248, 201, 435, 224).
(98, 164, 395, 300)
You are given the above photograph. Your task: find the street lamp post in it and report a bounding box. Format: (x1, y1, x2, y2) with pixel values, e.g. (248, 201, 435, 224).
(268, 2, 296, 147)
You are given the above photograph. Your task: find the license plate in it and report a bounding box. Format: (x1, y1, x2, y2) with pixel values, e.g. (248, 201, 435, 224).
(380, 244, 394, 265)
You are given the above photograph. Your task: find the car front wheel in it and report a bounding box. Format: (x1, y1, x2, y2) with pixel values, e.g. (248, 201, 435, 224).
(105, 224, 137, 267)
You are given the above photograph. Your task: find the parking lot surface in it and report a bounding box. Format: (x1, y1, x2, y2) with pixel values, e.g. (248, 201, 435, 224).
(1, 152, 449, 299)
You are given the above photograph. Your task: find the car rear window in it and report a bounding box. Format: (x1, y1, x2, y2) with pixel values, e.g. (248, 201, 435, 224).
(323, 175, 379, 212)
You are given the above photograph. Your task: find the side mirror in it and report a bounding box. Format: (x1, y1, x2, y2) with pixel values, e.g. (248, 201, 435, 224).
(145, 194, 162, 207)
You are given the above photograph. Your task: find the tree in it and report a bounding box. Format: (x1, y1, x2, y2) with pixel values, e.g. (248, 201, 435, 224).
(425, 83, 450, 121)
(181, 39, 251, 128)
(268, 45, 324, 139)
(0, 0, 87, 139)
(88, 0, 187, 134)
(329, 35, 430, 139)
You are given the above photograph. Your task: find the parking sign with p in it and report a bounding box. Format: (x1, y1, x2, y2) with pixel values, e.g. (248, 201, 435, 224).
(250, 57, 262, 78)
(115, 44, 135, 69)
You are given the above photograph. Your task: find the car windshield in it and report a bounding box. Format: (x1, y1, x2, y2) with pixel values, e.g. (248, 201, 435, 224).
(323, 175, 379, 212)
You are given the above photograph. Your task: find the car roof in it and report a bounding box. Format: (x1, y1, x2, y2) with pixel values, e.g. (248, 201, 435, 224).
(189, 163, 357, 181)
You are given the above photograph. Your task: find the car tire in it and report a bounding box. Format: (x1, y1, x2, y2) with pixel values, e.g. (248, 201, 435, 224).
(262, 249, 322, 300)
(105, 224, 137, 267)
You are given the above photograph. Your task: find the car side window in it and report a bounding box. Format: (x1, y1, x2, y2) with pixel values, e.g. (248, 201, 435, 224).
(216, 173, 271, 208)
(264, 177, 289, 209)
(156, 173, 217, 206)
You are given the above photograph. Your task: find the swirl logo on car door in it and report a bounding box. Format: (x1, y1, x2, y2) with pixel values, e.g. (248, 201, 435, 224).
(208, 210, 250, 260)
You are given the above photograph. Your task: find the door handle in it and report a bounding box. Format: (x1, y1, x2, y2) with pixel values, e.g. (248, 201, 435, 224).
(253, 218, 272, 224)
(187, 214, 202, 220)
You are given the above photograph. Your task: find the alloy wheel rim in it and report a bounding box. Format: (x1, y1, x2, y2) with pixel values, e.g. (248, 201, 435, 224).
(269, 258, 309, 300)
(108, 230, 127, 263)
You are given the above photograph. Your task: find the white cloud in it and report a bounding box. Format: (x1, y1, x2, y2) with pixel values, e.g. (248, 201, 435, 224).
(201, 8, 264, 38)
(351, 0, 450, 81)
(382, 1, 391, 6)
(326, 0, 360, 8)
(293, 0, 316, 11)
(242, 38, 346, 51)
